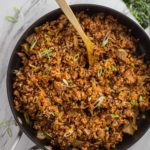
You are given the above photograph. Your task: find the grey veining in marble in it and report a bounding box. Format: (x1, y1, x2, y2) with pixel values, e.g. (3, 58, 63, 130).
(0, 0, 149, 150)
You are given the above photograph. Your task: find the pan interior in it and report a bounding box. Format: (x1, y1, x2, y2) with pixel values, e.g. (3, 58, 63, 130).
(7, 4, 150, 150)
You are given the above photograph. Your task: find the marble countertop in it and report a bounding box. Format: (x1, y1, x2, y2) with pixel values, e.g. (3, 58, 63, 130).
(0, 0, 149, 150)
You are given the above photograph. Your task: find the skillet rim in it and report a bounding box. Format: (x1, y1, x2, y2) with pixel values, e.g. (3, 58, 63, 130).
(6, 4, 150, 150)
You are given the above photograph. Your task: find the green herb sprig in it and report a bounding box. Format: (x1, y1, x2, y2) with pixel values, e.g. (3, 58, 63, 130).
(5, 16, 18, 23)
(5, 6, 21, 23)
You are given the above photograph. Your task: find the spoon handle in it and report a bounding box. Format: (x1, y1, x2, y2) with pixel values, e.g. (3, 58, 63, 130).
(55, 0, 89, 43)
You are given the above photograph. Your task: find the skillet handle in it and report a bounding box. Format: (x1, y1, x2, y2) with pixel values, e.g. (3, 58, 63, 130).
(10, 129, 23, 150)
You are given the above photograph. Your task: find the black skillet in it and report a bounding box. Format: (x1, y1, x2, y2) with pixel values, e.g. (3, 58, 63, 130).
(7, 4, 150, 150)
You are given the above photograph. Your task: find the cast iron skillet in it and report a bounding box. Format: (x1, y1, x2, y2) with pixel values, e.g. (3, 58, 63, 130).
(7, 4, 150, 150)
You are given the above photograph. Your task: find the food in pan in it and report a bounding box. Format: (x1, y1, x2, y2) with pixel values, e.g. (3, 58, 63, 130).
(13, 12, 150, 150)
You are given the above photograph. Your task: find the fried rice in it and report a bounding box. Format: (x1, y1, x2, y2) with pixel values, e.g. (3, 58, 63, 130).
(13, 12, 150, 150)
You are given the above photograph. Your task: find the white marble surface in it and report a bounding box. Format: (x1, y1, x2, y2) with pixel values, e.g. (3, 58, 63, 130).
(0, 0, 149, 150)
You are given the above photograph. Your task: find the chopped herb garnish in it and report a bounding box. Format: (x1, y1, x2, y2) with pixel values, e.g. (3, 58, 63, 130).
(111, 65, 117, 72)
(102, 31, 110, 47)
(98, 66, 103, 78)
(30, 40, 37, 51)
(64, 128, 73, 137)
(104, 126, 109, 131)
(111, 114, 119, 118)
(5, 16, 18, 23)
(43, 69, 51, 76)
(102, 38, 109, 47)
(29, 64, 38, 72)
(39, 48, 52, 59)
(62, 78, 69, 86)
(130, 99, 136, 106)
(139, 95, 143, 101)
(24, 113, 30, 124)
(44, 34, 51, 42)
(6, 127, 13, 138)
(74, 53, 80, 61)
(94, 96, 105, 108)
(13, 69, 22, 76)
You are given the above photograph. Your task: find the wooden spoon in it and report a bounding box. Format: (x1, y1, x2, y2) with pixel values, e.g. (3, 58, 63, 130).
(55, 0, 95, 66)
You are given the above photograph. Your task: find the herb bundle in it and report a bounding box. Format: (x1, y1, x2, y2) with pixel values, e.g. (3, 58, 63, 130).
(123, 0, 150, 28)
